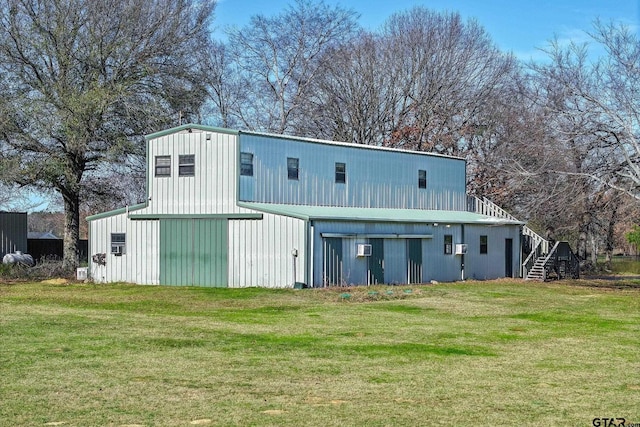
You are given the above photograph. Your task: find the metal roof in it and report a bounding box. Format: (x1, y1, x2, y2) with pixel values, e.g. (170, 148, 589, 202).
(239, 130, 464, 161)
(239, 202, 525, 225)
(143, 123, 464, 161)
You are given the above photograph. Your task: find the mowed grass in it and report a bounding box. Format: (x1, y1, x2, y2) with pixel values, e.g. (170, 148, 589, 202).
(1, 280, 639, 426)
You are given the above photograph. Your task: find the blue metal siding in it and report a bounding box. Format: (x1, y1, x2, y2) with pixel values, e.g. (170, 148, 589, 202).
(464, 225, 521, 280)
(425, 224, 464, 282)
(239, 134, 466, 210)
(309, 221, 523, 285)
(384, 239, 406, 284)
(312, 221, 438, 286)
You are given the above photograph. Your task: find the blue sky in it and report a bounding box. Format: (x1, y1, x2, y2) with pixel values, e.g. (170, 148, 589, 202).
(214, 0, 640, 61)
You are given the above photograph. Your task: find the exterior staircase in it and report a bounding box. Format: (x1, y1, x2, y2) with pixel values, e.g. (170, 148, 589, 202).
(468, 196, 549, 278)
(526, 256, 548, 281)
(524, 241, 580, 281)
(468, 196, 580, 281)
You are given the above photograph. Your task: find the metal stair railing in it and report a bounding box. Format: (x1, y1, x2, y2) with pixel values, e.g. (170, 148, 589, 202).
(525, 255, 549, 281)
(522, 241, 543, 278)
(468, 196, 549, 278)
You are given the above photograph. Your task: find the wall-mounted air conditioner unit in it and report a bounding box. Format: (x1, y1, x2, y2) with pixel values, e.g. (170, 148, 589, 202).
(357, 244, 372, 257)
(455, 244, 468, 255)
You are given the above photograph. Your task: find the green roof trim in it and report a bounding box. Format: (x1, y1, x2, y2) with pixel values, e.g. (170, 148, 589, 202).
(238, 202, 525, 225)
(145, 123, 239, 141)
(129, 213, 263, 220)
(86, 202, 148, 222)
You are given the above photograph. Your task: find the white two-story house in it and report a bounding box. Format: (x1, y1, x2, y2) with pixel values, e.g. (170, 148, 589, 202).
(87, 124, 525, 287)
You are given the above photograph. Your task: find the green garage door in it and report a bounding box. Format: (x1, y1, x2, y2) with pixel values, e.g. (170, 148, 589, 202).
(160, 219, 228, 287)
(368, 238, 384, 285)
(407, 239, 423, 284)
(323, 237, 343, 286)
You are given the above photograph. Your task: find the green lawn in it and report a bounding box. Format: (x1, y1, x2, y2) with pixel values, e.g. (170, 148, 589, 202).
(1, 280, 638, 426)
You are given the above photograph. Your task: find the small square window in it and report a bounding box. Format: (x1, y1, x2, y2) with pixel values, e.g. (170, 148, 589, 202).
(480, 235, 488, 254)
(418, 169, 427, 189)
(287, 157, 299, 180)
(179, 154, 195, 177)
(111, 233, 126, 255)
(155, 156, 171, 177)
(335, 162, 346, 184)
(240, 152, 254, 176)
(444, 234, 453, 255)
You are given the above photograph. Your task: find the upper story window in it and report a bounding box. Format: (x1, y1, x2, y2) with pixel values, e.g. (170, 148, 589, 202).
(240, 152, 254, 176)
(111, 233, 126, 255)
(480, 235, 488, 254)
(335, 162, 346, 184)
(179, 154, 195, 177)
(155, 155, 171, 177)
(287, 157, 299, 180)
(444, 234, 453, 255)
(418, 169, 427, 189)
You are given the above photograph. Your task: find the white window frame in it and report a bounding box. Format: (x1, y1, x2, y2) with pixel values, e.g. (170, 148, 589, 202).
(155, 155, 171, 177)
(111, 233, 126, 255)
(444, 234, 453, 255)
(179, 154, 195, 177)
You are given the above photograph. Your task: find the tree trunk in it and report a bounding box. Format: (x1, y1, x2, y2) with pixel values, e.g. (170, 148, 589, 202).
(604, 203, 618, 270)
(62, 191, 80, 272)
(577, 229, 587, 261)
(590, 234, 598, 265)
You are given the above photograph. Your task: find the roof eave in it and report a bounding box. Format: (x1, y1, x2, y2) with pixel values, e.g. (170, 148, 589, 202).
(146, 123, 239, 141)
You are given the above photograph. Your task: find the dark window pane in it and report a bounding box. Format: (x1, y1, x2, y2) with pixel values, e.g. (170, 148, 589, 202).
(240, 152, 254, 176)
(335, 162, 346, 183)
(179, 154, 195, 176)
(418, 169, 427, 188)
(444, 234, 453, 254)
(287, 157, 299, 180)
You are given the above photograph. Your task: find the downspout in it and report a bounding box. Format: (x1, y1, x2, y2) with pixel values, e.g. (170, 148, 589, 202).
(461, 224, 465, 281)
(306, 220, 314, 287)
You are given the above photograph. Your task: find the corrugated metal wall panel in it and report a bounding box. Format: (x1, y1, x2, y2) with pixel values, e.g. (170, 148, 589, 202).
(311, 220, 467, 286)
(239, 134, 466, 210)
(137, 131, 255, 216)
(384, 239, 405, 285)
(424, 224, 463, 282)
(339, 237, 368, 285)
(0, 212, 27, 257)
(228, 213, 306, 288)
(464, 225, 521, 280)
(89, 213, 159, 284)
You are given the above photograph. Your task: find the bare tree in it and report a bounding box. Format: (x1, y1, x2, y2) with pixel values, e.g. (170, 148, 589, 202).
(203, 40, 247, 129)
(0, 0, 215, 270)
(531, 21, 640, 200)
(381, 9, 516, 155)
(0, 182, 36, 211)
(501, 20, 640, 264)
(301, 31, 397, 144)
(222, 0, 359, 133)
(303, 7, 517, 158)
